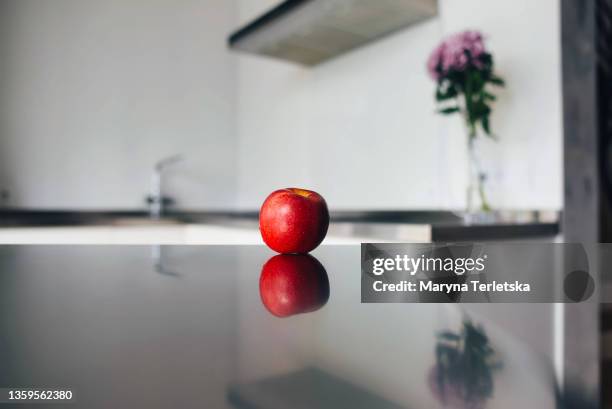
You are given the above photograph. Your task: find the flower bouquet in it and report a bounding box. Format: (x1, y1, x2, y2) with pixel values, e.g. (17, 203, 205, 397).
(427, 31, 505, 213)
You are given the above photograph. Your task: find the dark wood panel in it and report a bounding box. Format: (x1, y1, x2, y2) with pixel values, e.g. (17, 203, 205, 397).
(561, 0, 600, 407)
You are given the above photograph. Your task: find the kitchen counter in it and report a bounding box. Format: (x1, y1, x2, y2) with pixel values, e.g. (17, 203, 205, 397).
(0, 245, 559, 408)
(0, 210, 559, 244)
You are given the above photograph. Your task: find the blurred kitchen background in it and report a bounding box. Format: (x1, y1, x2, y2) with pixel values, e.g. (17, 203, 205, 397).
(0, 0, 578, 245)
(0, 0, 561, 214)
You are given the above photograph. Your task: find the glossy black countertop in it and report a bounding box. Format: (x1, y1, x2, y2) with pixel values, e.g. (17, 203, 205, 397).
(0, 245, 560, 408)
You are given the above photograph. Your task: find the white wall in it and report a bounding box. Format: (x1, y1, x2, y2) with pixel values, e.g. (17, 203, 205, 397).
(0, 0, 236, 209)
(0, 0, 562, 211)
(235, 0, 562, 210)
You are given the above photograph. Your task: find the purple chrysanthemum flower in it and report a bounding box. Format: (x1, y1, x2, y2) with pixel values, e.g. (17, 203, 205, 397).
(427, 30, 487, 80)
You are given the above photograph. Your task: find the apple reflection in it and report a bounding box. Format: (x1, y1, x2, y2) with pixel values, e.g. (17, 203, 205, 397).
(259, 254, 330, 318)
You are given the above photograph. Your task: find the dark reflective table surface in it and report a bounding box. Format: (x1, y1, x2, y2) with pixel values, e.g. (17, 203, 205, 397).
(0, 246, 558, 408)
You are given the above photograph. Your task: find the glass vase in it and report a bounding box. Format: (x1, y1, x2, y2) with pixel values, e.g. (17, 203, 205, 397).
(465, 135, 491, 221)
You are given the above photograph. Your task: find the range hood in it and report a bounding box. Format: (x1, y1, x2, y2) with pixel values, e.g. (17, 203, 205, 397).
(228, 0, 438, 66)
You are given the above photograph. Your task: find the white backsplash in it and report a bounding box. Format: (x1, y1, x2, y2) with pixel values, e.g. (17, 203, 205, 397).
(234, 0, 563, 211)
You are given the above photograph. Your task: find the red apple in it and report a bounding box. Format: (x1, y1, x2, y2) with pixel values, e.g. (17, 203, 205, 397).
(259, 254, 330, 318)
(259, 188, 329, 254)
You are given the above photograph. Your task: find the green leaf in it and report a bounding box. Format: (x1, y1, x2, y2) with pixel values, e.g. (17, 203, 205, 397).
(471, 70, 485, 92)
(482, 116, 491, 135)
(480, 53, 493, 67)
(473, 101, 491, 118)
(438, 107, 460, 114)
(483, 92, 496, 101)
(489, 76, 505, 86)
(435, 84, 458, 101)
(435, 91, 453, 102)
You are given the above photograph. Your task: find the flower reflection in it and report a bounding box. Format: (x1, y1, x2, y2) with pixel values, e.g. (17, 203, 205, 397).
(429, 320, 502, 409)
(259, 254, 329, 318)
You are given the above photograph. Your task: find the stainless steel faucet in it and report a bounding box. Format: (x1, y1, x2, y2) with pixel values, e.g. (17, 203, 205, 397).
(146, 154, 183, 219)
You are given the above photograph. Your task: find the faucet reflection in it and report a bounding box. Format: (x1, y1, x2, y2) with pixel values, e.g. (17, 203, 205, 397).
(151, 245, 181, 277)
(259, 254, 330, 318)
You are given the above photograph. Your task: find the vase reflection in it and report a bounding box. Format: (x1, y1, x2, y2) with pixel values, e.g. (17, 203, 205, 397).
(429, 320, 502, 409)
